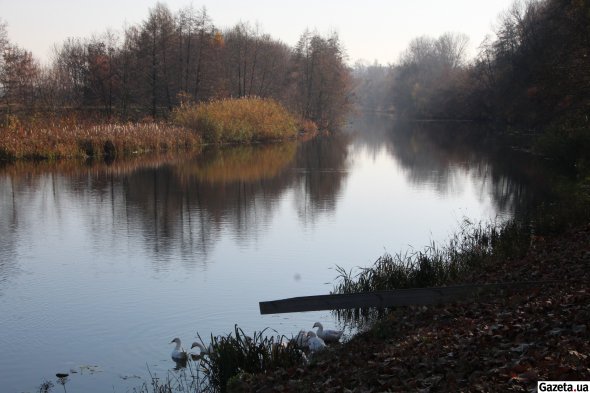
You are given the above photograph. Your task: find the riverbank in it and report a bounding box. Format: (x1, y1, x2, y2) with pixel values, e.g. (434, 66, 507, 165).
(0, 117, 202, 161)
(0, 98, 316, 162)
(233, 222, 590, 392)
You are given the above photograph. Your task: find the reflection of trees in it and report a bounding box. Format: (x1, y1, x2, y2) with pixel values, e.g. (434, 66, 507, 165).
(0, 175, 18, 293)
(293, 134, 350, 224)
(106, 143, 301, 265)
(177, 143, 297, 183)
(0, 138, 350, 270)
(0, 171, 77, 292)
(348, 113, 558, 218)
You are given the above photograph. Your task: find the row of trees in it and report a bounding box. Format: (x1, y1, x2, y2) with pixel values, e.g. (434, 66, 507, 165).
(354, 0, 589, 129)
(353, 31, 471, 118)
(0, 3, 351, 129)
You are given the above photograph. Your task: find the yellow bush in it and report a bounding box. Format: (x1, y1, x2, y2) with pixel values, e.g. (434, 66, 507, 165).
(173, 97, 299, 144)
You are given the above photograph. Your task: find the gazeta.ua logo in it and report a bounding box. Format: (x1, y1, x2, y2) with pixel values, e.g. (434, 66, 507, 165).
(538, 381, 590, 392)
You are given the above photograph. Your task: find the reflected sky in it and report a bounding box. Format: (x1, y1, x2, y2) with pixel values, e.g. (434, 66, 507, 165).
(0, 114, 551, 393)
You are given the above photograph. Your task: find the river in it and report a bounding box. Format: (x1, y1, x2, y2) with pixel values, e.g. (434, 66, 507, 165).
(0, 114, 547, 392)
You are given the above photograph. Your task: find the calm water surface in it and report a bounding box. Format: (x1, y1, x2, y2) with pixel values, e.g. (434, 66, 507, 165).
(0, 115, 537, 392)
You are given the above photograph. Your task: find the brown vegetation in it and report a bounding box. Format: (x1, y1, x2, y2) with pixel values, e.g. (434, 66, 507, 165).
(173, 97, 299, 144)
(0, 115, 200, 160)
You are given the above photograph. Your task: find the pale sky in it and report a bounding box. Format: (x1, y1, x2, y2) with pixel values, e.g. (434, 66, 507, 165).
(2, 0, 515, 66)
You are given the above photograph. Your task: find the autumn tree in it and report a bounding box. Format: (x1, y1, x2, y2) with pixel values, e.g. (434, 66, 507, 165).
(52, 37, 88, 108)
(352, 61, 396, 112)
(85, 32, 120, 115)
(223, 22, 258, 98)
(132, 3, 178, 117)
(1, 45, 41, 112)
(175, 6, 223, 101)
(391, 32, 470, 118)
(291, 30, 351, 129)
(0, 4, 355, 126)
(0, 19, 7, 71)
(474, 0, 590, 125)
(221, 23, 292, 101)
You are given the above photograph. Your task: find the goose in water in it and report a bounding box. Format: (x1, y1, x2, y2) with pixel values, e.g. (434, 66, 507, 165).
(190, 342, 213, 356)
(312, 322, 343, 343)
(306, 331, 327, 352)
(170, 338, 188, 361)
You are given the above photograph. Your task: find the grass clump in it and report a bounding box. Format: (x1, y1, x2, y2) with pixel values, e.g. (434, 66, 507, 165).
(199, 325, 305, 392)
(133, 363, 206, 393)
(172, 97, 299, 144)
(332, 219, 531, 324)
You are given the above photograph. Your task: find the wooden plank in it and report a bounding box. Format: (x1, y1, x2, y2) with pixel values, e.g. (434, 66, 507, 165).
(259, 281, 556, 314)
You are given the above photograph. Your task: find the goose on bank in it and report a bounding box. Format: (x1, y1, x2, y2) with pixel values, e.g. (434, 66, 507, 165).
(291, 329, 310, 349)
(312, 322, 343, 343)
(306, 331, 327, 352)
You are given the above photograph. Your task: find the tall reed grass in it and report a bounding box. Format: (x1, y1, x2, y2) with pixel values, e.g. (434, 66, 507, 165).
(133, 362, 207, 393)
(332, 219, 530, 324)
(0, 115, 201, 161)
(199, 325, 305, 392)
(172, 97, 300, 144)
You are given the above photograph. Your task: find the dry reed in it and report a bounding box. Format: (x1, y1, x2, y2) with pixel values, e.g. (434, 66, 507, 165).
(0, 115, 201, 160)
(172, 97, 300, 144)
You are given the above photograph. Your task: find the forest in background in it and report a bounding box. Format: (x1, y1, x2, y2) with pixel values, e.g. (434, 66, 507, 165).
(0, 3, 350, 129)
(355, 0, 589, 169)
(1, 0, 588, 167)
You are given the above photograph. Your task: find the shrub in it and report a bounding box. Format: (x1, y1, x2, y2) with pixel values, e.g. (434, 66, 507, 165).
(199, 325, 305, 392)
(173, 97, 299, 144)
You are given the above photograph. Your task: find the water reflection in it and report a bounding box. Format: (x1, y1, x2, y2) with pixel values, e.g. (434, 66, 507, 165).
(347, 114, 556, 218)
(293, 134, 350, 224)
(0, 176, 18, 293)
(0, 138, 350, 271)
(0, 119, 559, 281)
(182, 143, 297, 183)
(0, 118, 561, 284)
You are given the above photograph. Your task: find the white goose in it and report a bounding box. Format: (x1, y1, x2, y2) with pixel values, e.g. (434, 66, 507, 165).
(190, 342, 213, 356)
(170, 338, 188, 361)
(306, 331, 327, 352)
(291, 330, 310, 349)
(312, 322, 343, 343)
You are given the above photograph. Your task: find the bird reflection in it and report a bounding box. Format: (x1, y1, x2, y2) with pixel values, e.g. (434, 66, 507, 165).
(172, 357, 188, 370)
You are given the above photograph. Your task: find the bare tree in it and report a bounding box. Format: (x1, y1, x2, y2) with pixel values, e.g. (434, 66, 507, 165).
(136, 3, 177, 117)
(292, 30, 351, 128)
(85, 31, 120, 114)
(1, 45, 40, 112)
(176, 6, 216, 101)
(435, 32, 469, 69)
(52, 37, 88, 107)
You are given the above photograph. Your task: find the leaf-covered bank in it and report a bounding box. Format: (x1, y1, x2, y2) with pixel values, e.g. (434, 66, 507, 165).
(233, 222, 590, 392)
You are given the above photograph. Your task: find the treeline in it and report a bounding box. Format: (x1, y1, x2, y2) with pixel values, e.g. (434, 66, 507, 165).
(354, 0, 589, 165)
(0, 3, 350, 129)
